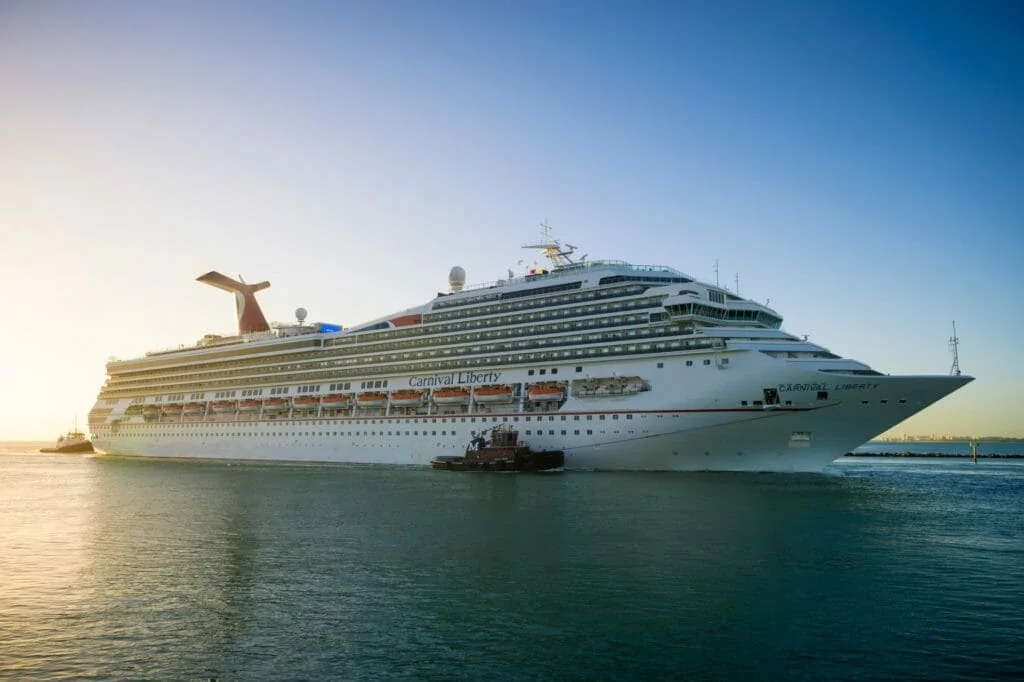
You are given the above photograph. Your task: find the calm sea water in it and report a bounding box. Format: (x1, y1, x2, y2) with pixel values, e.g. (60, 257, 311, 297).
(2, 443, 1023, 680)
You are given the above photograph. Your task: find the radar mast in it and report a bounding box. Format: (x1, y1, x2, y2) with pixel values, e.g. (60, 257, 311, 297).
(522, 220, 578, 269)
(949, 321, 961, 376)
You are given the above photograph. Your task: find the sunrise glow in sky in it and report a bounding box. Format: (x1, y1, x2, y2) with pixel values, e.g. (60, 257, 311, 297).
(1, 1, 1021, 440)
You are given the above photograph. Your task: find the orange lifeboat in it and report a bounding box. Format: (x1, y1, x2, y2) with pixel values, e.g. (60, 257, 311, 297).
(262, 397, 287, 411)
(142, 405, 160, 417)
(162, 403, 183, 415)
(293, 396, 320, 409)
(211, 400, 236, 413)
(473, 385, 514, 403)
(321, 393, 352, 408)
(390, 390, 425, 407)
(183, 402, 205, 415)
(356, 392, 388, 408)
(527, 385, 564, 402)
(239, 399, 262, 412)
(433, 388, 470, 405)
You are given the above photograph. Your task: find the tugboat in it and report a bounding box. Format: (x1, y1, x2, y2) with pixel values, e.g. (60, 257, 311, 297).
(431, 425, 564, 472)
(40, 424, 94, 454)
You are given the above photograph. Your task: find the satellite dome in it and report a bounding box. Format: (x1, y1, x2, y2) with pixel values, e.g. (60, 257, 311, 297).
(448, 266, 466, 292)
(295, 307, 308, 324)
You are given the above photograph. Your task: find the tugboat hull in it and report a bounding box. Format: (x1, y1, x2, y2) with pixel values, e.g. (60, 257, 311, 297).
(431, 449, 564, 472)
(40, 441, 94, 454)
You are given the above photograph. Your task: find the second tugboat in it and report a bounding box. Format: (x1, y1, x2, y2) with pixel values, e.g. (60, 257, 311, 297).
(40, 426, 94, 454)
(432, 425, 564, 472)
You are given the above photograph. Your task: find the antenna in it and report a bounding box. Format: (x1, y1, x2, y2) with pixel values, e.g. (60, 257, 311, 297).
(522, 221, 578, 268)
(949, 321, 961, 376)
(714, 259, 719, 287)
(734, 273, 739, 295)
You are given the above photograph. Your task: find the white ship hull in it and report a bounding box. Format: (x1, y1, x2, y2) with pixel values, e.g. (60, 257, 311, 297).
(90, 352, 971, 472)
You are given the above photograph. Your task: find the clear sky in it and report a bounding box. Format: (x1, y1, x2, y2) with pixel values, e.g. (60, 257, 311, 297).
(1, 0, 1021, 440)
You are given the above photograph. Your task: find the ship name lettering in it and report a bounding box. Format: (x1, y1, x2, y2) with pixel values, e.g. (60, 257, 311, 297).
(777, 383, 829, 392)
(409, 371, 502, 388)
(832, 382, 881, 391)
(778, 382, 882, 392)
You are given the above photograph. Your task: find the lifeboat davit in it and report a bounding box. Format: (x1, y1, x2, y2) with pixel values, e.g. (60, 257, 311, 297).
(390, 390, 425, 407)
(211, 400, 236, 413)
(527, 386, 564, 402)
(262, 398, 287, 411)
(356, 392, 388, 408)
(293, 396, 320, 410)
(432, 388, 470, 405)
(238, 399, 262, 412)
(183, 402, 205, 415)
(473, 385, 514, 403)
(321, 393, 352, 408)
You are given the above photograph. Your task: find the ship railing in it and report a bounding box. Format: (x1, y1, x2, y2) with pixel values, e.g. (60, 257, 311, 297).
(455, 260, 692, 294)
(142, 329, 283, 357)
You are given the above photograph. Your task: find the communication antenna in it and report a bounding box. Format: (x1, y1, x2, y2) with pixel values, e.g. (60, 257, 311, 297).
(714, 259, 719, 287)
(734, 273, 740, 295)
(949, 321, 961, 376)
(522, 220, 578, 268)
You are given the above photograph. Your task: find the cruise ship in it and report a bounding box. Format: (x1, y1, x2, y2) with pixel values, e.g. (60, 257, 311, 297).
(87, 234, 972, 472)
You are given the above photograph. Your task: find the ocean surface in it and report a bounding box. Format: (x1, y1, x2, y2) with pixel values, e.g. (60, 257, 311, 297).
(2, 443, 1023, 681)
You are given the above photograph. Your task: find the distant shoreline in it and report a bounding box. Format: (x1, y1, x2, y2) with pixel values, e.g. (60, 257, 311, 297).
(846, 452, 1024, 459)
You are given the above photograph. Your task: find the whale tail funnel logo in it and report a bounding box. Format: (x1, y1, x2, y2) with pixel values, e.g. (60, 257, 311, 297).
(197, 271, 271, 334)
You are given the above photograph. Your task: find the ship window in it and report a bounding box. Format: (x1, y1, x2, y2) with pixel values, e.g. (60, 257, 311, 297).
(551, 368, 558, 374)
(817, 391, 829, 400)
(741, 401, 748, 406)
(703, 359, 711, 365)
(576, 366, 583, 372)
(549, 430, 554, 435)
(657, 362, 663, 368)
(539, 369, 546, 375)
(528, 370, 535, 376)
(587, 429, 593, 435)
(561, 430, 566, 435)
(686, 360, 692, 366)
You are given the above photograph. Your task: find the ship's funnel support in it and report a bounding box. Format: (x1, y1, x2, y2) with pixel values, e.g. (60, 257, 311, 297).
(196, 271, 271, 334)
